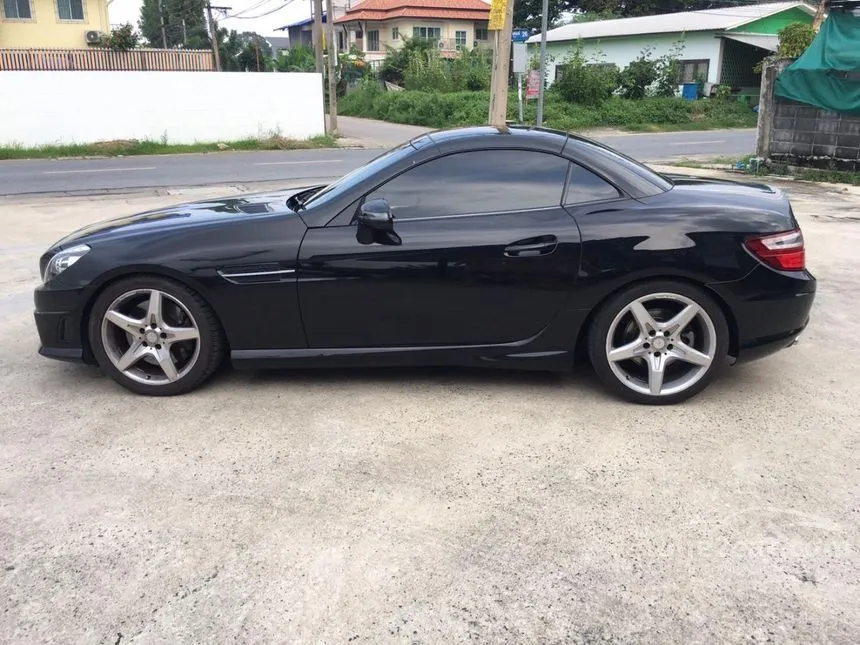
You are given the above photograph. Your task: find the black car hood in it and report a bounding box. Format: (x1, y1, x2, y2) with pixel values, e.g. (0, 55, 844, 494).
(52, 185, 321, 249)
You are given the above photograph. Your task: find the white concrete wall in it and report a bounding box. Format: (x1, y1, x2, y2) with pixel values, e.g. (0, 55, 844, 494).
(538, 31, 723, 86)
(0, 71, 326, 147)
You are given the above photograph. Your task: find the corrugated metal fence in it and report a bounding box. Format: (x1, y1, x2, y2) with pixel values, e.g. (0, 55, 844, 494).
(0, 48, 215, 71)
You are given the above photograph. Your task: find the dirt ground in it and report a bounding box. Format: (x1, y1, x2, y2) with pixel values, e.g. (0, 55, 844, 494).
(1, 174, 858, 644)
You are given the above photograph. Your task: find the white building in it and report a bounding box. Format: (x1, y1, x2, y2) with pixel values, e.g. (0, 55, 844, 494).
(527, 2, 816, 94)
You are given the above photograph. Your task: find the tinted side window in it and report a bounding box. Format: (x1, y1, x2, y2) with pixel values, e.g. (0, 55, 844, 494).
(366, 150, 569, 220)
(565, 163, 622, 205)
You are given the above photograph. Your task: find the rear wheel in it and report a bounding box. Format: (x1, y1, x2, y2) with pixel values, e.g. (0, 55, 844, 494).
(588, 281, 729, 405)
(88, 276, 224, 396)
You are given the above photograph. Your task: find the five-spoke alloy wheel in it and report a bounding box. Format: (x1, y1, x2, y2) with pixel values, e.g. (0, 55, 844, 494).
(88, 276, 224, 395)
(589, 281, 729, 405)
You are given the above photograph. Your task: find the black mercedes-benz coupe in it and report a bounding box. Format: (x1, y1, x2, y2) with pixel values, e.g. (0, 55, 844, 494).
(34, 126, 815, 404)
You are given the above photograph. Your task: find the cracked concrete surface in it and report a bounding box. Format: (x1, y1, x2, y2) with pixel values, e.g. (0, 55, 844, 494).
(0, 176, 858, 644)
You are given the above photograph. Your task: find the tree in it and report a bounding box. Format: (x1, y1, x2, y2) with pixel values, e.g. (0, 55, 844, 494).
(236, 32, 272, 71)
(575, 1, 766, 17)
(139, 0, 208, 49)
(515, 0, 577, 31)
(99, 23, 140, 51)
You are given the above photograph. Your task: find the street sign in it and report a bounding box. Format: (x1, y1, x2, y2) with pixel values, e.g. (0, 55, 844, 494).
(512, 42, 527, 74)
(512, 28, 530, 43)
(526, 70, 541, 99)
(488, 0, 508, 30)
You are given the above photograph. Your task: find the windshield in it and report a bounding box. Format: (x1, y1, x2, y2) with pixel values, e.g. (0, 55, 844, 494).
(303, 144, 415, 210)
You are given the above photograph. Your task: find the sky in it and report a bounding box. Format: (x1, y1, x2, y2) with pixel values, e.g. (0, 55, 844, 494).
(108, 0, 319, 39)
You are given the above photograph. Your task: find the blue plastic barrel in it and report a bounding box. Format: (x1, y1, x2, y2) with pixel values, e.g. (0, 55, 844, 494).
(682, 83, 698, 101)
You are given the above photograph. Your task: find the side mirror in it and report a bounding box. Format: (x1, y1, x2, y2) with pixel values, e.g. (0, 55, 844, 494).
(357, 198, 394, 232)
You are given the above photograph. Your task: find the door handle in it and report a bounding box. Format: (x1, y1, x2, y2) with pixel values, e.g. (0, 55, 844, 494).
(504, 236, 558, 257)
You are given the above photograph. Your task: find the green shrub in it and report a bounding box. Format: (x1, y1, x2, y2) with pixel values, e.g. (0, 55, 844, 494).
(274, 45, 315, 72)
(778, 21, 816, 57)
(619, 48, 658, 100)
(378, 38, 492, 93)
(552, 46, 618, 107)
(339, 85, 758, 132)
(378, 37, 435, 85)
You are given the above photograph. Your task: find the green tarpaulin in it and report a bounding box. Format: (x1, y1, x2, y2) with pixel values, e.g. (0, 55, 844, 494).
(775, 12, 860, 114)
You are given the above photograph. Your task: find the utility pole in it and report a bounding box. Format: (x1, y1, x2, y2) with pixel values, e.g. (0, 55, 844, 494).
(325, 0, 338, 134)
(488, 0, 515, 126)
(312, 0, 325, 75)
(157, 0, 168, 48)
(206, 4, 231, 71)
(536, 0, 550, 126)
(254, 37, 261, 72)
(182, 19, 187, 46)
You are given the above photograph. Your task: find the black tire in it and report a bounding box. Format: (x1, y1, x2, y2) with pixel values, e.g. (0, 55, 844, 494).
(88, 275, 225, 396)
(587, 280, 730, 405)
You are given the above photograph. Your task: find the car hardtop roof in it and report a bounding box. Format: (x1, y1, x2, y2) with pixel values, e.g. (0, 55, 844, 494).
(413, 124, 618, 156)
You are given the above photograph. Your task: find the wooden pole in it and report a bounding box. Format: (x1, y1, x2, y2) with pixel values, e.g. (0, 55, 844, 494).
(157, 0, 168, 48)
(488, 0, 515, 126)
(312, 0, 325, 75)
(325, 0, 338, 135)
(205, 3, 222, 71)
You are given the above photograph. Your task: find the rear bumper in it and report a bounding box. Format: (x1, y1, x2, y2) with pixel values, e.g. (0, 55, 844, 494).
(34, 284, 89, 364)
(708, 265, 816, 363)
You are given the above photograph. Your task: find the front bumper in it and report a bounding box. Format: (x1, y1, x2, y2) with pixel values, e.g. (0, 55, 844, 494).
(708, 264, 816, 363)
(34, 284, 89, 364)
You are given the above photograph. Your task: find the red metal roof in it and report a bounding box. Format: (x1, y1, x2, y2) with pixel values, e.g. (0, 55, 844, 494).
(335, 0, 490, 23)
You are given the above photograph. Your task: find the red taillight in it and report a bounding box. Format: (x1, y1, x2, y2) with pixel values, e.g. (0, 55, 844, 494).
(745, 229, 805, 271)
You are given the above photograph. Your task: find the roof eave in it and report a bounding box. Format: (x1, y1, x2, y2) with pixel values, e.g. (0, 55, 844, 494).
(724, 1, 817, 30)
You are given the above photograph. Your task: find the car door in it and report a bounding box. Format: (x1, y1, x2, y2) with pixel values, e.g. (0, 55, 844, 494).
(296, 149, 582, 348)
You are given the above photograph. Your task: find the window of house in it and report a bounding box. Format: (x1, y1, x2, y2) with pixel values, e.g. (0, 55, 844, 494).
(391, 26, 399, 40)
(413, 26, 441, 40)
(587, 63, 617, 73)
(3, 0, 32, 19)
(475, 27, 489, 41)
(455, 31, 467, 50)
(367, 30, 380, 51)
(365, 150, 570, 221)
(555, 64, 569, 81)
(564, 163, 621, 205)
(57, 0, 84, 20)
(678, 59, 710, 84)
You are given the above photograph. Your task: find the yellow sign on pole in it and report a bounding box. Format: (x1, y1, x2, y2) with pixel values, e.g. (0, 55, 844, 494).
(488, 0, 508, 30)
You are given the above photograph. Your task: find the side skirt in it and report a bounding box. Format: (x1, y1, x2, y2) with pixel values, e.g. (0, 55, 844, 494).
(231, 344, 574, 372)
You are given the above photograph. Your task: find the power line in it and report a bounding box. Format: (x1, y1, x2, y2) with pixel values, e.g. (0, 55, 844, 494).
(225, 0, 278, 19)
(228, 0, 297, 19)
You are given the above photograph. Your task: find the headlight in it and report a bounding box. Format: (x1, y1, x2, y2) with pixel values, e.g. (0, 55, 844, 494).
(43, 244, 90, 283)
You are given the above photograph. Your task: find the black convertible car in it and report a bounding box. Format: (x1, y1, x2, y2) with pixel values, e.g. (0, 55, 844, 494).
(34, 126, 815, 404)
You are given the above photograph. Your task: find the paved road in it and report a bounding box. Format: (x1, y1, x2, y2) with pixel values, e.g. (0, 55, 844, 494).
(0, 121, 755, 196)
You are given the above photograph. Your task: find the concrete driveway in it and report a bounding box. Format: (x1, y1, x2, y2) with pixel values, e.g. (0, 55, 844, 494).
(1, 176, 858, 643)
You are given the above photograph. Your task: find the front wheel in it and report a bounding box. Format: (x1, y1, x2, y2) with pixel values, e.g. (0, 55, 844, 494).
(588, 281, 729, 405)
(88, 276, 225, 396)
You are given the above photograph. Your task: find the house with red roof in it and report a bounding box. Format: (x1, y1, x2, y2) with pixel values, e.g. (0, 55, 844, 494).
(334, 0, 491, 63)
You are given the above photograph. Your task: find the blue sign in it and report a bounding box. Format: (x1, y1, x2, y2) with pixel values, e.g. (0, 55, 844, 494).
(512, 28, 530, 43)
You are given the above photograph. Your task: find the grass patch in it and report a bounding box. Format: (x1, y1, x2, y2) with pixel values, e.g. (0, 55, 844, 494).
(767, 165, 860, 186)
(0, 134, 337, 160)
(339, 84, 759, 132)
(671, 154, 756, 169)
(669, 155, 860, 186)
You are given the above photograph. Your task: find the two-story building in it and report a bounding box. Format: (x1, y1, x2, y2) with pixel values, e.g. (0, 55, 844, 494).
(334, 0, 491, 63)
(0, 0, 110, 48)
